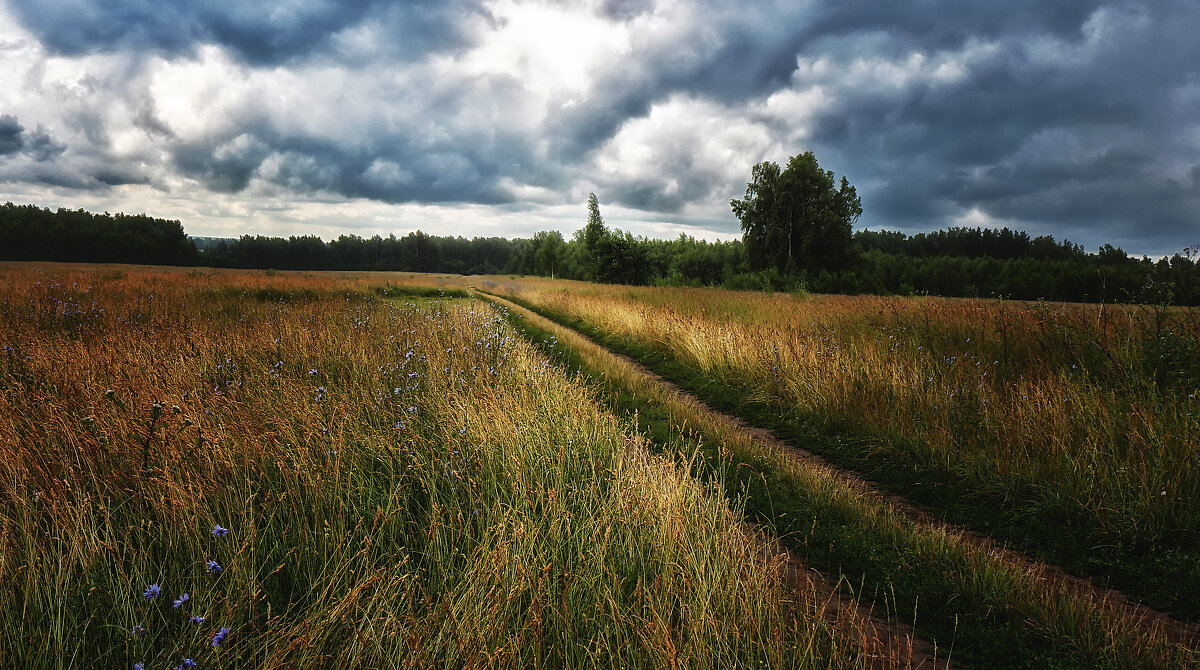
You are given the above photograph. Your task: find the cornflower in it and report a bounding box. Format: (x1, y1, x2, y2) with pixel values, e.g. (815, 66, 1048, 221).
(143, 584, 161, 600)
(211, 524, 229, 538)
(173, 592, 190, 608)
(206, 559, 222, 575)
(211, 627, 231, 647)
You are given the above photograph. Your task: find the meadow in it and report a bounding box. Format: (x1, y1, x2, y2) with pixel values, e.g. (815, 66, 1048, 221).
(482, 278, 1200, 619)
(0, 265, 889, 669)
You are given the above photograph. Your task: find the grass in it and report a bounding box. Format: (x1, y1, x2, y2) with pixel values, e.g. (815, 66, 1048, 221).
(0, 265, 876, 669)
(478, 278, 1200, 621)
(474, 284, 1198, 669)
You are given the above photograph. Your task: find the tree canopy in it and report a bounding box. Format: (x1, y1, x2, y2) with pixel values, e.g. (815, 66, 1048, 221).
(731, 152, 862, 275)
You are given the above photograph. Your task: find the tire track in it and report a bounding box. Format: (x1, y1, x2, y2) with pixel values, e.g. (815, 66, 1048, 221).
(480, 288, 1200, 664)
(484, 290, 954, 669)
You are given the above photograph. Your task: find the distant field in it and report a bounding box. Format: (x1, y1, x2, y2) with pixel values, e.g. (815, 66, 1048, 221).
(0, 265, 877, 669)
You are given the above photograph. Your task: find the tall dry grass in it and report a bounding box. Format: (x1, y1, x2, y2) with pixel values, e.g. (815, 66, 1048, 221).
(483, 289, 1196, 669)
(0, 266, 870, 669)
(485, 278, 1200, 571)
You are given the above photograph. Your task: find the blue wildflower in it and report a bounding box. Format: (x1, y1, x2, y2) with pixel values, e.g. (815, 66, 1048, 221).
(143, 584, 161, 600)
(131, 623, 145, 637)
(206, 559, 222, 575)
(134, 664, 145, 670)
(173, 592, 189, 608)
(189, 615, 207, 625)
(211, 626, 231, 647)
(211, 524, 229, 538)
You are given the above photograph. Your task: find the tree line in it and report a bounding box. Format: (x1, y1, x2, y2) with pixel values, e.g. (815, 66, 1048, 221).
(2, 195, 1196, 305)
(0, 202, 198, 266)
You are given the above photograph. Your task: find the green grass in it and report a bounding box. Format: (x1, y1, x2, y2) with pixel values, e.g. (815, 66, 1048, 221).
(483, 289, 1198, 670)
(482, 284, 1200, 623)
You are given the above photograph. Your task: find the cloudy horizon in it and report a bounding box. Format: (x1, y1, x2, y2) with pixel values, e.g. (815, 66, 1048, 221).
(1, 0, 1198, 256)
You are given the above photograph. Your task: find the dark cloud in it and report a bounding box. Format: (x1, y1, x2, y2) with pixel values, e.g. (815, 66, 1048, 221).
(172, 131, 272, 193)
(544, 7, 805, 160)
(166, 122, 522, 205)
(0, 115, 23, 155)
(133, 97, 175, 140)
(8, 0, 483, 64)
(788, 0, 1200, 252)
(795, 1, 1101, 52)
(0, 115, 67, 161)
(597, 0, 655, 22)
(3, 0, 1198, 253)
(94, 168, 150, 186)
(26, 126, 68, 161)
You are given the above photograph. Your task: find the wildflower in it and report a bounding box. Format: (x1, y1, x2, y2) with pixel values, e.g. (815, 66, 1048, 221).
(211, 626, 231, 647)
(189, 615, 207, 625)
(175, 659, 198, 670)
(308, 369, 318, 376)
(143, 584, 161, 600)
(206, 559, 222, 575)
(135, 664, 145, 670)
(211, 524, 229, 538)
(131, 623, 146, 637)
(173, 592, 190, 608)
(394, 421, 405, 431)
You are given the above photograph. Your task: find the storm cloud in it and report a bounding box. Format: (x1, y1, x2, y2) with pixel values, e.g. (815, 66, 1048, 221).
(0, 0, 1196, 253)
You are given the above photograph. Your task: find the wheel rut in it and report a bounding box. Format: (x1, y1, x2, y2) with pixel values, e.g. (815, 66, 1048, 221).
(480, 288, 1200, 664)
(485, 290, 954, 668)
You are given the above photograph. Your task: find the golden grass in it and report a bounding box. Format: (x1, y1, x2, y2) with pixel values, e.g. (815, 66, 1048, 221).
(0, 265, 881, 669)
(481, 288, 1197, 669)
(483, 277, 1200, 544)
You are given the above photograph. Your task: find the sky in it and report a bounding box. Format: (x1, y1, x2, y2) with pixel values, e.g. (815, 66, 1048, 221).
(1, 0, 1198, 256)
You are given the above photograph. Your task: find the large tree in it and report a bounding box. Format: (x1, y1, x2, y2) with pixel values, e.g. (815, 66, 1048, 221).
(731, 152, 861, 275)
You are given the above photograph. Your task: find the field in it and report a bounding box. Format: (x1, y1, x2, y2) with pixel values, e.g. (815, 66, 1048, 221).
(473, 276, 1200, 668)
(481, 278, 1200, 607)
(2, 263, 1197, 669)
(0, 265, 893, 669)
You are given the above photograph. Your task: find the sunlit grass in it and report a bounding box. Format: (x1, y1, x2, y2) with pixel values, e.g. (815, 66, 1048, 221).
(481, 288, 1198, 669)
(482, 277, 1200, 616)
(0, 266, 872, 669)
